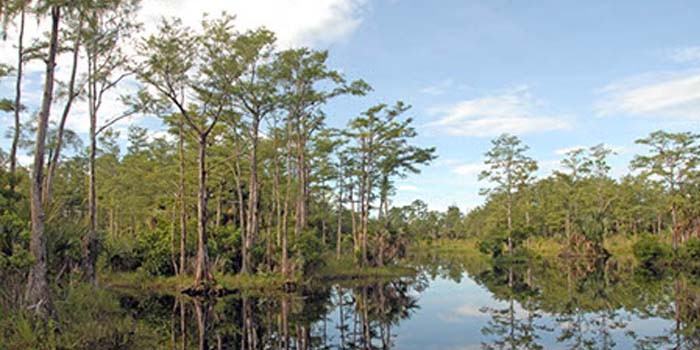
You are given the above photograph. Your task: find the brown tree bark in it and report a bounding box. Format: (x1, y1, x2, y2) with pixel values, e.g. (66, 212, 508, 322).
(243, 114, 260, 274)
(9, 8, 25, 195)
(178, 121, 187, 275)
(83, 49, 98, 285)
(26, 5, 61, 321)
(45, 18, 82, 205)
(193, 136, 213, 286)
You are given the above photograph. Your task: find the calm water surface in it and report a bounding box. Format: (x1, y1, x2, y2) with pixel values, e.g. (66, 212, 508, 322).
(120, 254, 700, 349)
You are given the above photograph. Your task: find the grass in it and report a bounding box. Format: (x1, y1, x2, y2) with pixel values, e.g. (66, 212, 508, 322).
(415, 235, 640, 261)
(99, 269, 295, 296)
(604, 234, 638, 258)
(414, 238, 481, 255)
(527, 236, 566, 259)
(315, 255, 417, 281)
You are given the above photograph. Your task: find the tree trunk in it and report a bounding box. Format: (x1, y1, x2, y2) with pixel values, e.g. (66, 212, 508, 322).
(507, 192, 513, 256)
(215, 182, 222, 228)
(350, 185, 357, 253)
(193, 136, 212, 287)
(45, 19, 82, 205)
(281, 119, 293, 277)
(336, 173, 343, 259)
(672, 202, 679, 252)
(231, 128, 247, 273)
(244, 115, 260, 274)
(9, 8, 25, 195)
(83, 50, 99, 285)
(179, 122, 187, 275)
(26, 5, 60, 321)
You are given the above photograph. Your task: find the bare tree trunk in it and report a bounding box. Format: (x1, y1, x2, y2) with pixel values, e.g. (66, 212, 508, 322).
(281, 118, 293, 277)
(231, 129, 247, 273)
(350, 185, 357, 253)
(336, 172, 343, 259)
(84, 52, 98, 285)
(45, 20, 82, 205)
(26, 5, 60, 321)
(244, 115, 260, 274)
(215, 182, 222, 228)
(193, 136, 212, 287)
(507, 192, 513, 256)
(170, 198, 178, 274)
(9, 8, 25, 195)
(672, 203, 679, 252)
(179, 122, 187, 275)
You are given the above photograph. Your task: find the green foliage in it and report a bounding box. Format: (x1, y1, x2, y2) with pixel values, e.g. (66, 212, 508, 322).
(291, 230, 325, 274)
(478, 232, 506, 258)
(681, 238, 700, 261)
(136, 229, 174, 276)
(633, 235, 671, 267)
(102, 235, 141, 273)
(209, 225, 243, 274)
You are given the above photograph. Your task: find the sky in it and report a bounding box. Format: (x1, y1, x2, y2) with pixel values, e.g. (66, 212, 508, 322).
(2, 0, 700, 212)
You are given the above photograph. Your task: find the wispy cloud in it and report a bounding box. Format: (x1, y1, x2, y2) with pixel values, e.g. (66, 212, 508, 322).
(452, 163, 487, 177)
(139, 0, 367, 48)
(426, 86, 572, 137)
(420, 78, 455, 96)
(596, 70, 700, 120)
(669, 46, 700, 63)
(554, 145, 586, 156)
(397, 185, 419, 192)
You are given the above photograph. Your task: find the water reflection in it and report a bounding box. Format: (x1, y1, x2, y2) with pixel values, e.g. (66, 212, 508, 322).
(116, 254, 700, 349)
(135, 280, 418, 349)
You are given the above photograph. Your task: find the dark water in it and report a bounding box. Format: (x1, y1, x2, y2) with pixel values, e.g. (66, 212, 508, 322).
(116, 253, 700, 349)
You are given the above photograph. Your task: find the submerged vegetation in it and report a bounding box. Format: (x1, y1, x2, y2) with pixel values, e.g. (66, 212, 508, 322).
(1, 1, 700, 349)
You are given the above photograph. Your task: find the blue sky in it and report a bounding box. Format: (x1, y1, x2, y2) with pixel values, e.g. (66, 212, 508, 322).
(2, 0, 700, 211)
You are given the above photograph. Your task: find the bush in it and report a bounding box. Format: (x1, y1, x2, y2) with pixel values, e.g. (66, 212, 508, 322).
(682, 238, 700, 261)
(291, 230, 325, 275)
(102, 235, 141, 272)
(209, 225, 242, 274)
(633, 234, 670, 267)
(136, 229, 174, 276)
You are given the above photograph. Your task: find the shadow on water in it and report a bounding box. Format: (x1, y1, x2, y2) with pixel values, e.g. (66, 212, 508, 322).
(103, 252, 700, 349)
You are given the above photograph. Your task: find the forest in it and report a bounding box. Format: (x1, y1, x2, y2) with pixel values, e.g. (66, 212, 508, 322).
(2, 1, 700, 349)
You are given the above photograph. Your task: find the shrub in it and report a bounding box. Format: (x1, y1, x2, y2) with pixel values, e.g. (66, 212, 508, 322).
(633, 234, 670, 267)
(209, 225, 242, 274)
(136, 229, 174, 276)
(102, 234, 141, 272)
(682, 238, 700, 261)
(291, 230, 325, 275)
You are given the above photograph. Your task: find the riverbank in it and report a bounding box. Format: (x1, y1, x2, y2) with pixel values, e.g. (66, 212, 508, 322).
(99, 255, 417, 296)
(413, 235, 640, 262)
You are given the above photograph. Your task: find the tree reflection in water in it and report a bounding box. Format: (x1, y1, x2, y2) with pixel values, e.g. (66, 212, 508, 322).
(114, 252, 700, 349)
(150, 279, 418, 349)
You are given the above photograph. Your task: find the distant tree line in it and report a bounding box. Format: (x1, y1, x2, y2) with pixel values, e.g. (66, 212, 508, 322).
(422, 132, 700, 259)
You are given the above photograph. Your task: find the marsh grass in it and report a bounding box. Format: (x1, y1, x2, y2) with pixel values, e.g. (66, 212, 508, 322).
(316, 255, 417, 280)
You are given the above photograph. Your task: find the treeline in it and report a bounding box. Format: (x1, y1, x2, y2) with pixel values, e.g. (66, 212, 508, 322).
(0, 1, 435, 321)
(444, 132, 700, 259)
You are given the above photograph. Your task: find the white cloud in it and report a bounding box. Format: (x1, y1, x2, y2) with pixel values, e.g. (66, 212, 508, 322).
(452, 163, 486, 177)
(139, 0, 367, 48)
(420, 78, 455, 96)
(669, 46, 700, 63)
(596, 70, 700, 120)
(426, 86, 572, 137)
(397, 185, 419, 192)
